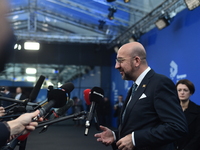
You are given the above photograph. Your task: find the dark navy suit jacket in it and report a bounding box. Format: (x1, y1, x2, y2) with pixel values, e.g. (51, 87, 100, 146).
(113, 69, 188, 150)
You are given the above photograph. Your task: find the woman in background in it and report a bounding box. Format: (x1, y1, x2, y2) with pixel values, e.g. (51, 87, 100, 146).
(174, 79, 200, 150)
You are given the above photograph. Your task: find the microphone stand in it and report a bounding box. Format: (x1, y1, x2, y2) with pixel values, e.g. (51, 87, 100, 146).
(0, 97, 28, 105)
(0, 114, 21, 120)
(2, 102, 40, 120)
(93, 110, 100, 131)
(4, 103, 18, 110)
(37, 111, 87, 129)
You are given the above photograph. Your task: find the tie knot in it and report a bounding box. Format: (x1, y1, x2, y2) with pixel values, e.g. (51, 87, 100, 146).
(132, 83, 137, 95)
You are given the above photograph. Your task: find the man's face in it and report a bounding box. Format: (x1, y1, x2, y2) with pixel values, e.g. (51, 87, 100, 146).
(16, 87, 22, 94)
(115, 50, 135, 80)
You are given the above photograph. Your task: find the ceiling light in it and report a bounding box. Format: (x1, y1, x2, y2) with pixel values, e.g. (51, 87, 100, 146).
(98, 20, 106, 30)
(129, 31, 141, 42)
(184, 0, 200, 10)
(18, 44, 21, 50)
(26, 76, 36, 82)
(108, 6, 117, 20)
(129, 30, 142, 42)
(124, 0, 130, 3)
(54, 68, 59, 74)
(14, 44, 18, 49)
(114, 46, 119, 53)
(42, 27, 49, 31)
(129, 35, 138, 42)
(114, 43, 121, 53)
(26, 68, 37, 74)
(24, 41, 40, 50)
(155, 15, 170, 30)
(13, 15, 19, 20)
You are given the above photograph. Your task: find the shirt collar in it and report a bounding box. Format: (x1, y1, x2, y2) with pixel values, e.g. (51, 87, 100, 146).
(134, 66, 151, 87)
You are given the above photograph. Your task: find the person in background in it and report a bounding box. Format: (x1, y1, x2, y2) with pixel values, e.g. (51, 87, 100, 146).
(174, 79, 200, 150)
(96, 96, 111, 127)
(72, 96, 84, 127)
(94, 42, 188, 150)
(14, 87, 27, 100)
(113, 95, 124, 127)
(1, 86, 13, 107)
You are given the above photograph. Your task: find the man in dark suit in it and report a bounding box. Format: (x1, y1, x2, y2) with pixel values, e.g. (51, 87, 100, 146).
(14, 87, 27, 100)
(94, 42, 188, 150)
(1, 86, 13, 107)
(113, 95, 124, 127)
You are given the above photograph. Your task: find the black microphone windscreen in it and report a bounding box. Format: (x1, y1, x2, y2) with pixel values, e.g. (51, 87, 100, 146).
(56, 99, 74, 116)
(60, 82, 74, 93)
(48, 85, 54, 91)
(29, 75, 45, 101)
(89, 87, 104, 103)
(47, 89, 67, 108)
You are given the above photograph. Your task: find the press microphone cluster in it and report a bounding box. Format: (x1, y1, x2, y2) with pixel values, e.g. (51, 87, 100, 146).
(84, 87, 104, 136)
(33, 82, 74, 120)
(3, 82, 75, 150)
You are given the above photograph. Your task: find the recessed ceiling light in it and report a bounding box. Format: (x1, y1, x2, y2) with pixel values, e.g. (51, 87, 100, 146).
(26, 68, 37, 74)
(26, 76, 36, 82)
(24, 42, 40, 50)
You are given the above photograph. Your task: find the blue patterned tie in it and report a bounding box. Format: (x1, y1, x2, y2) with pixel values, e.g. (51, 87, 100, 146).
(131, 83, 137, 97)
(122, 83, 137, 122)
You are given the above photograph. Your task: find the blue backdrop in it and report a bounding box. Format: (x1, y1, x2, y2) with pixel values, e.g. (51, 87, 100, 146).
(110, 7, 200, 127)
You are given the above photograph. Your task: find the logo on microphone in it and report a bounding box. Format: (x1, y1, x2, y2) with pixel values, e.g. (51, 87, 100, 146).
(93, 91, 104, 98)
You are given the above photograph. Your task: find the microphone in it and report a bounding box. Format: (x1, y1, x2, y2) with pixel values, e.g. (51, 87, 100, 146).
(60, 82, 74, 93)
(83, 89, 91, 105)
(48, 98, 74, 119)
(84, 87, 104, 136)
(33, 82, 74, 120)
(47, 85, 54, 98)
(33, 82, 74, 111)
(38, 99, 74, 133)
(55, 99, 74, 116)
(29, 75, 45, 102)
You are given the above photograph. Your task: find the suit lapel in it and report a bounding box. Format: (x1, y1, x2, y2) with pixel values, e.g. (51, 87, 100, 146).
(121, 69, 155, 127)
(119, 87, 131, 126)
